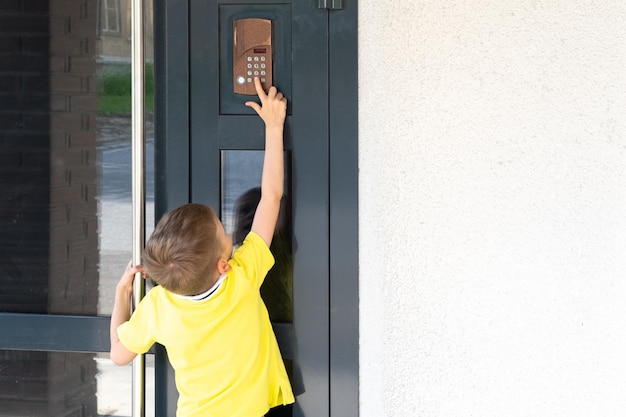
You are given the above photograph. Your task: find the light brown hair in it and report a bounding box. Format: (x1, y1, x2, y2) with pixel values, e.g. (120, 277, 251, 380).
(143, 203, 221, 295)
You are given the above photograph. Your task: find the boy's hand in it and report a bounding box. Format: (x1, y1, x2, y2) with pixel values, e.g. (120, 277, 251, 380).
(245, 77, 287, 128)
(110, 260, 144, 366)
(116, 260, 144, 297)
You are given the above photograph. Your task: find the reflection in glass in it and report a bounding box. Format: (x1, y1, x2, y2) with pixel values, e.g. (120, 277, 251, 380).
(0, 0, 154, 414)
(0, 351, 98, 416)
(97, 0, 156, 316)
(0, 0, 155, 315)
(221, 151, 293, 323)
(0, 351, 153, 417)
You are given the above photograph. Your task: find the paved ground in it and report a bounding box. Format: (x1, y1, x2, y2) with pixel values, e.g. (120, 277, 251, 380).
(96, 355, 156, 417)
(97, 115, 155, 148)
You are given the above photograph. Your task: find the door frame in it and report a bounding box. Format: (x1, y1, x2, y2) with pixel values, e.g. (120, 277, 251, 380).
(153, 0, 358, 416)
(328, 5, 358, 416)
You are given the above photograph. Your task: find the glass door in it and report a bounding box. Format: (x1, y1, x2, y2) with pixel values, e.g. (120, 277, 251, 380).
(0, 0, 155, 415)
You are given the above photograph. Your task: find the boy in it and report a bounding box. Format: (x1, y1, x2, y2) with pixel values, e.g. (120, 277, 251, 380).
(109, 77, 294, 417)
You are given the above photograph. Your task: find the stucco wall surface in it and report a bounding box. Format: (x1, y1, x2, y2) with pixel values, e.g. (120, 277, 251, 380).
(359, 2, 626, 416)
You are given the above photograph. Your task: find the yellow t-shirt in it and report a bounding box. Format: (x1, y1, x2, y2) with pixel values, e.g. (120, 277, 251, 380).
(118, 232, 295, 417)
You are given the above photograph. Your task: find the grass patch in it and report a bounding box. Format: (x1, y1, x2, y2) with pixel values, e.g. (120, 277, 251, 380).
(98, 64, 154, 116)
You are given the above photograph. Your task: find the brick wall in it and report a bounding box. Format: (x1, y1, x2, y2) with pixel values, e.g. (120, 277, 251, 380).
(48, 0, 99, 317)
(0, 0, 100, 416)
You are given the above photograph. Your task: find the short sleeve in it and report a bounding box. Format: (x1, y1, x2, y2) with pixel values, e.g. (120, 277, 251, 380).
(117, 293, 157, 354)
(229, 231, 275, 289)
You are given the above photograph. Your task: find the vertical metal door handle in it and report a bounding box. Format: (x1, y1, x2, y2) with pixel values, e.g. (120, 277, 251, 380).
(131, 0, 146, 416)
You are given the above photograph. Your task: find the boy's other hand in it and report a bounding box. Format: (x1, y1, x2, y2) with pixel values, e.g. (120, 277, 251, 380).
(116, 260, 144, 296)
(245, 77, 287, 128)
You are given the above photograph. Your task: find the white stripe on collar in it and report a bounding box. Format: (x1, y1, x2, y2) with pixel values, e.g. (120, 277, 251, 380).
(175, 274, 227, 302)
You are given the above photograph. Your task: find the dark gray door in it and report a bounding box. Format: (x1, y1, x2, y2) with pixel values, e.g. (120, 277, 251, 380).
(154, 1, 332, 416)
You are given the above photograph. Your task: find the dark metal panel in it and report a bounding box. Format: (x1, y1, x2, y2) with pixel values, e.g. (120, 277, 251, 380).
(154, 344, 178, 417)
(0, 313, 110, 353)
(272, 323, 295, 360)
(290, 2, 330, 416)
(329, 2, 359, 417)
(189, 0, 220, 208)
(217, 115, 293, 150)
(154, 0, 191, 218)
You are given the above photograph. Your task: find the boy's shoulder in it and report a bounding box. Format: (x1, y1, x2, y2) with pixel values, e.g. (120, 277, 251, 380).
(242, 231, 268, 247)
(137, 283, 171, 307)
(233, 231, 272, 259)
(229, 231, 274, 289)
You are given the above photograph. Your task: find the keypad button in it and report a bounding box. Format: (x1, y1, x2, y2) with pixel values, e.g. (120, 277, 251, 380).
(237, 76, 245, 85)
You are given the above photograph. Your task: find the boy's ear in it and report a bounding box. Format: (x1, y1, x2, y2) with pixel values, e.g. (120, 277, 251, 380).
(216, 258, 231, 274)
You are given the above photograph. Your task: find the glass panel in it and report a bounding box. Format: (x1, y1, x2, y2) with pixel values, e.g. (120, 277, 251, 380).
(0, 350, 154, 417)
(0, 0, 156, 414)
(0, 0, 154, 316)
(221, 151, 293, 323)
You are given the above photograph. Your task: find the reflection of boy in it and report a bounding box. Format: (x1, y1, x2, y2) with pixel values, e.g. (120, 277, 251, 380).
(234, 187, 293, 323)
(109, 77, 295, 417)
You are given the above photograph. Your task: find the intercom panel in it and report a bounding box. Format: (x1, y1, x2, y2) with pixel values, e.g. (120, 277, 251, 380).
(233, 18, 273, 95)
(219, 5, 292, 115)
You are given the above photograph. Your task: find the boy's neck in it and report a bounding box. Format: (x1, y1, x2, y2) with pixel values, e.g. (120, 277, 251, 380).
(176, 274, 227, 301)
(197, 272, 223, 294)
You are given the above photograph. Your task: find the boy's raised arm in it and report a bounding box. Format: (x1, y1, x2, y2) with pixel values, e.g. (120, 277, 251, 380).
(245, 77, 287, 247)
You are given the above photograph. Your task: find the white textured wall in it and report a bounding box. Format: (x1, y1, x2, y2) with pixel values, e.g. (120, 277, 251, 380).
(359, 2, 626, 416)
